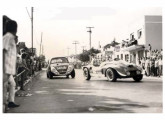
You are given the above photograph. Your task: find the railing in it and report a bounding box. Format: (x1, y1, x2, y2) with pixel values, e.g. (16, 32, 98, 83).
(14, 67, 30, 89)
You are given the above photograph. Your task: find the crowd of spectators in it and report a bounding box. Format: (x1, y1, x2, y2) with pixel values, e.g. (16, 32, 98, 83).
(3, 15, 44, 113)
(137, 47, 163, 77)
(122, 38, 138, 48)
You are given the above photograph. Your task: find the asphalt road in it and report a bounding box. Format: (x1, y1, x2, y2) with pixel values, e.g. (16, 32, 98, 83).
(7, 69, 162, 113)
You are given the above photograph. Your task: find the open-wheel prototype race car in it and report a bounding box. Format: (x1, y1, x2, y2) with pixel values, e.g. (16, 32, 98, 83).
(82, 58, 143, 82)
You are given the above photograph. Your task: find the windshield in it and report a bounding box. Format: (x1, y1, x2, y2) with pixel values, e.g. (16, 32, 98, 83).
(51, 57, 69, 64)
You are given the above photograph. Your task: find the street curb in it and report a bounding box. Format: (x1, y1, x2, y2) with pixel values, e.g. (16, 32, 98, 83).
(143, 75, 163, 81)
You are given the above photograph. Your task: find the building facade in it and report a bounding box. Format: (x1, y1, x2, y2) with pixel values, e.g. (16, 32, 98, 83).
(117, 15, 162, 65)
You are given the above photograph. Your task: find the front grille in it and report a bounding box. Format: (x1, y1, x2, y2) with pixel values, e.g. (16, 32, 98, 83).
(58, 70, 67, 74)
(130, 71, 137, 76)
(128, 65, 134, 68)
(55, 65, 68, 74)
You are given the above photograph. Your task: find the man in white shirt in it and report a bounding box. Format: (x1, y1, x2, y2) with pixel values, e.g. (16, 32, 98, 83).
(3, 20, 20, 112)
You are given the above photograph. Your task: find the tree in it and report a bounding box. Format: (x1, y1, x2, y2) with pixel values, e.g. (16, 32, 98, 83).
(39, 55, 46, 62)
(77, 48, 101, 62)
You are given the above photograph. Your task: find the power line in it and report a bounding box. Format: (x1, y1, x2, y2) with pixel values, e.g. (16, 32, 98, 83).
(72, 41, 79, 55)
(26, 7, 31, 19)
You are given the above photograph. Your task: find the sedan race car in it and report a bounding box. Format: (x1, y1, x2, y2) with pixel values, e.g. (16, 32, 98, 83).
(83, 58, 143, 82)
(47, 57, 75, 79)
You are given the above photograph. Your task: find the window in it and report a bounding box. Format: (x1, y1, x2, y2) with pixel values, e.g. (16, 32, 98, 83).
(125, 54, 129, 62)
(137, 29, 142, 39)
(121, 54, 123, 60)
(51, 57, 69, 64)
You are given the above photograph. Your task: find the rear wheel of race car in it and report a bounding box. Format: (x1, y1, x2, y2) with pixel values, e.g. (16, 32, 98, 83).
(133, 75, 143, 82)
(106, 68, 117, 82)
(83, 68, 91, 80)
(70, 69, 75, 78)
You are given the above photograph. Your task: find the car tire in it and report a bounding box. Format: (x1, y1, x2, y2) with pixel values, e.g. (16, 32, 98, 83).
(83, 68, 91, 80)
(133, 75, 143, 82)
(70, 69, 75, 78)
(66, 75, 69, 78)
(49, 72, 53, 79)
(106, 68, 117, 82)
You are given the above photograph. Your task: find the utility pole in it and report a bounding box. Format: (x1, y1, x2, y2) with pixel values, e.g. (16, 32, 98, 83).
(67, 47, 70, 56)
(31, 7, 34, 56)
(40, 32, 43, 56)
(86, 27, 94, 50)
(42, 45, 44, 55)
(72, 41, 79, 55)
(31, 7, 34, 75)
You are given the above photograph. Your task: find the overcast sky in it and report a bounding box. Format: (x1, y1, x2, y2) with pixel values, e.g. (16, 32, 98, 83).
(1, 0, 163, 60)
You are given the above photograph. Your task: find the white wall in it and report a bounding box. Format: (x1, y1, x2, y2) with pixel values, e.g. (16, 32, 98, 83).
(145, 16, 162, 50)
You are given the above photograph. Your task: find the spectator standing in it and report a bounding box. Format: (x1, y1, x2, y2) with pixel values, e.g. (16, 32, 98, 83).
(3, 20, 20, 112)
(137, 58, 141, 67)
(145, 57, 150, 76)
(158, 57, 163, 77)
(148, 44, 152, 56)
(141, 57, 145, 70)
(154, 58, 159, 76)
(150, 58, 154, 76)
(16, 55, 25, 90)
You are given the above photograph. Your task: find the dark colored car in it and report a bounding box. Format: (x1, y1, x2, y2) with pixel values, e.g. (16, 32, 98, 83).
(47, 57, 75, 79)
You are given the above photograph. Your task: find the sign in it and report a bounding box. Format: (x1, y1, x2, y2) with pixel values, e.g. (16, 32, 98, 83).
(105, 51, 113, 55)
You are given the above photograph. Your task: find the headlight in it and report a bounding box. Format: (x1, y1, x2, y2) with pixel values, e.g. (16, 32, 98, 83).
(67, 65, 74, 72)
(136, 70, 141, 75)
(124, 68, 128, 72)
(126, 71, 130, 76)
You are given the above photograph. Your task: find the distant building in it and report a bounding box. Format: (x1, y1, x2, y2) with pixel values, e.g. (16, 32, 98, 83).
(117, 15, 162, 64)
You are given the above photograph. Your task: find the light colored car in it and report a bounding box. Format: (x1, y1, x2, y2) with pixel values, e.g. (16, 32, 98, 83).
(83, 58, 143, 82)
(47, 57, 75, 79)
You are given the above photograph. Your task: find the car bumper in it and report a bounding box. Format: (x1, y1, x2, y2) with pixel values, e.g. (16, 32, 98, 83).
(50, 70, 73, 76)
(118, 74, 143, 78)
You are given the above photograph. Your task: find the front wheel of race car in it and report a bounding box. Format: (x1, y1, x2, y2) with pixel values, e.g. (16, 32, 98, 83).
(83, 68, 91, 80)
(70, 69, 75, 78)
(106, 68, 117, 82)
(133, 75, 143, 82)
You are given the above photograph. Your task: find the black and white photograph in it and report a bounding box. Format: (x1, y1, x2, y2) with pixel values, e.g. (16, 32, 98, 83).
(1, 0, 164, 120)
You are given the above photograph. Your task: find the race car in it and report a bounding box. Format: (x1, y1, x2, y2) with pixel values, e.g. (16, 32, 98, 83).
(47, 57, 75, 79)
(83, 58, 143, 82)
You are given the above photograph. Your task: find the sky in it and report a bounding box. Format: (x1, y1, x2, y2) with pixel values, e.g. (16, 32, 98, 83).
(1, 0, 163, 61)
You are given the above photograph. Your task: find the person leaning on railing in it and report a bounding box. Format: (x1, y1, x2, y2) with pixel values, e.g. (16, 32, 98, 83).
(16, 55, 26, 90)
